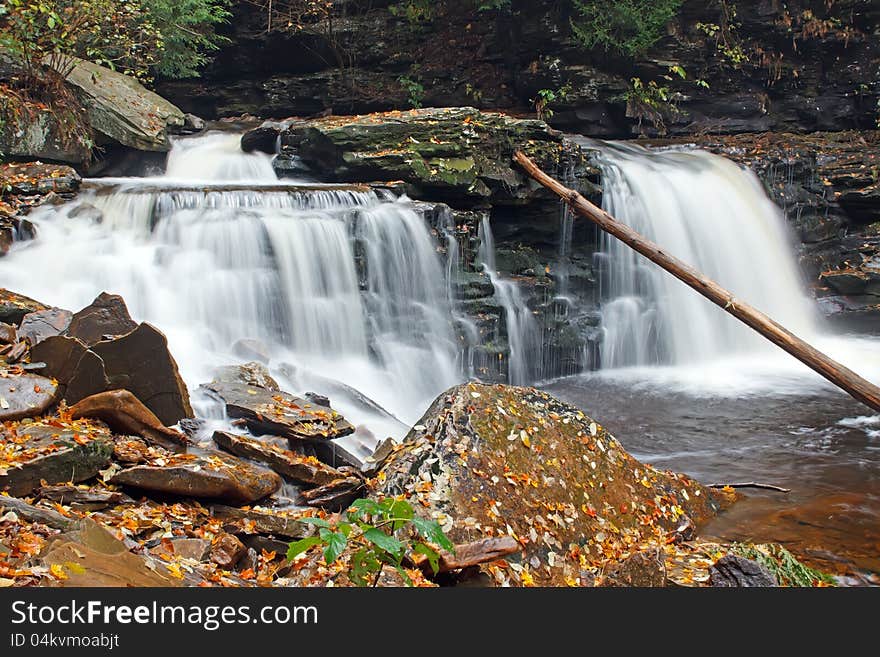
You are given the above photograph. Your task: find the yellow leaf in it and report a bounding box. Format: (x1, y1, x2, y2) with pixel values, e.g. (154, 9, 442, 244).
(166, 563, 185, 580)
(521, 568, 535, 586)
(49, 564, 68, 580)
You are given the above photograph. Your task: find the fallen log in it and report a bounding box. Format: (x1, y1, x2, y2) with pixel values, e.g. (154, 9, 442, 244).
(513, 151, 880, 413)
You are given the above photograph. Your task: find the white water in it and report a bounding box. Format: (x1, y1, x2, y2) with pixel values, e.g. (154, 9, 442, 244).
(0, 133, 460, 447)
(477, 216, 543, 385)
(588, 141, 880, 400)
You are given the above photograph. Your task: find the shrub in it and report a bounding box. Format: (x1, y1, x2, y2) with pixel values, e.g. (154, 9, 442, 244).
(571, 0, 683, 57)
(287, 497, 454, 587)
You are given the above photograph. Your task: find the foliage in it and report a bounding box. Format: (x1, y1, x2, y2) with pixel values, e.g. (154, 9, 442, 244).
(389, 0, 434, 23)
(140, 0, 230, 79)
(570, 0, 682, 57)
(287, 497, 454, 587)
(0, 0, 228, 83)
(532, 83, 571, 121)
(398, 75, 425, 109)
(624, 76, 674, 134)
(732, 543, 836, 587)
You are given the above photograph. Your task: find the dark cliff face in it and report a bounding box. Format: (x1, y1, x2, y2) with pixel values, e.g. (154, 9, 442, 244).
(157, 0, 880, 138)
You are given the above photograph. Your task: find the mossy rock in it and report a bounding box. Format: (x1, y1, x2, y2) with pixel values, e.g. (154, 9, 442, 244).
(375, 383, 735, 586)
(278, 107, 587, 207)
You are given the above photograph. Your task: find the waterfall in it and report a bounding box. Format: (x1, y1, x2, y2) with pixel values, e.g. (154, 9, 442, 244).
(477, 216, 543, 385)
(593, 142, 820, 369)
(0, 133, 460, 441)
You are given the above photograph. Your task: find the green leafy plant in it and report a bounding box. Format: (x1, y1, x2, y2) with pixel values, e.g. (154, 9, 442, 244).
(398, 75, 425, 109)
(571, 0, 683, 57)
(287, 498, 455, 587)
(732, 543, 836, 587)
(532, 83, 571, 121)
(624, 76, 676, 133)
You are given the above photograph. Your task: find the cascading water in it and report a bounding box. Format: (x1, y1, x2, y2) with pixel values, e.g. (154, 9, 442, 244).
(0, 133, 460, 446)
(593, 142, 820, 369)
(477, 216, 543, 385)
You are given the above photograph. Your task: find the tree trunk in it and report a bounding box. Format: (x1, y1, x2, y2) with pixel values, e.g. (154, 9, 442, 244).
(514, 150, 880, 413)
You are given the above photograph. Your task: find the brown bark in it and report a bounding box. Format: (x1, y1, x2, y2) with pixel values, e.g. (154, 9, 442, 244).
(514, 150, 880, 413)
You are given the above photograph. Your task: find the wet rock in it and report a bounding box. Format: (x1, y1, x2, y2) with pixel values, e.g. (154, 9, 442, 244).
(241, 127, 280, 154)
(149, 537, 211, 562)
(91, 323, 193, 425)
(71, 389, 187, 452)
(30, 335, 110, 404)
(182, 113, 206, 134)
(237, 547, 259, 573)
(109, 449, 281, 505)
(600, 547, 667, 587)
(213, 430, 343, 487)
(66, 292, 138, 346)
(203, 379, 354, 442)
(40, 517, 179, 586)
(213, 361, 279, 391)
(299, 476, 364, 511)
(54, 57, 185, 152)
(377, 383, 734, 586)
(0, 372, 58, 422)
(1, 340, 27, 364)
(709, 554, 778, 587)
(0, 289, 48, 325)
(179, 417, 206, 439)
(211, 532, 247, 568)
(232, 338, 271, 364)
(304, 392, 330, 408)
(209, 504, 311, 539)
(18, 308, 73, 346)
(36, 484, 124, 510)
(0, 323, 17, 344)
(0, 162, 81, 196)
(0, 420, 113, 497)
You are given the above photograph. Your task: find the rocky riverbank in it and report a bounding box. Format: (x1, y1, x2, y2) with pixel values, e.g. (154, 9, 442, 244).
(1, 287, 836, 587)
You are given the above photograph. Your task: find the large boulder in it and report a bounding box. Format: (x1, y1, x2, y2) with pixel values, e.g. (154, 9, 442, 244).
(66, 292, 139, 346)
(376, 383, 734, 586)
(90, 323, 192, 425)
(54, 57, 185, 152)
(0, 105, 91, 164)
(30, 295, 193, 426)
(278, 107, 593, 207)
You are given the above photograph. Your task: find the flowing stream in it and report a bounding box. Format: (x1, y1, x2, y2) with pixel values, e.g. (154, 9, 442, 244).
(2, 132, 879, 575)
(0, 133, 461, 449)
(549, 141, 880, 578)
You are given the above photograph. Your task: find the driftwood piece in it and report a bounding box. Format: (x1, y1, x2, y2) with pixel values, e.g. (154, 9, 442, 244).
(514, 150, 880, 414)
(411, 535, 521, 574)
